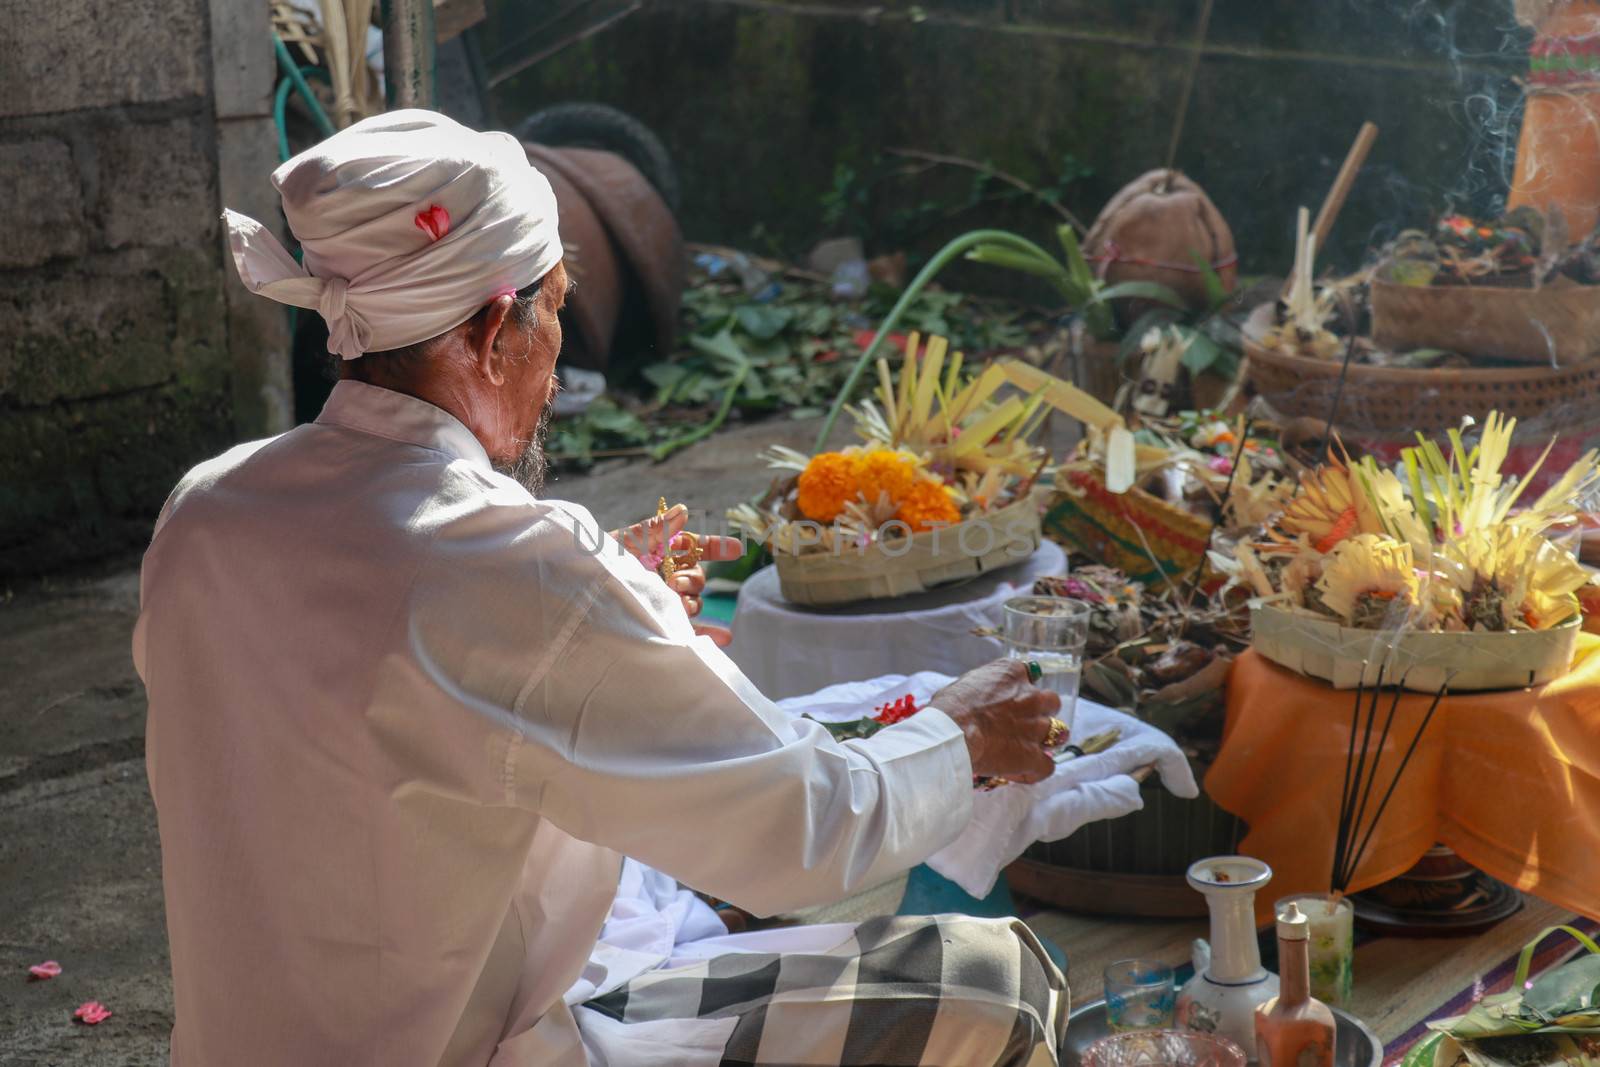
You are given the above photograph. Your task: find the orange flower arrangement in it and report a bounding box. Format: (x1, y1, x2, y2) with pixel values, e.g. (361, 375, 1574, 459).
(896, 478, 961, 532)
(796, 451, 858, 522)
(855, 449, 919, 507)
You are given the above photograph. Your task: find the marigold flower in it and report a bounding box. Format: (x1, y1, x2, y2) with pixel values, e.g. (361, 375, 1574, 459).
(895, 478, 961, 532)
(796, 451, 860, 523)
(855, 449, 919, 507)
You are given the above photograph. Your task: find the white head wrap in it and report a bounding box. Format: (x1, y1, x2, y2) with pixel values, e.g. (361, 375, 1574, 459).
(223, 109, 563, 359)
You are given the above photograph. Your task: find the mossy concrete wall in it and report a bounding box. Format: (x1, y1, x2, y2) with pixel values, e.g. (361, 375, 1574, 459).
(1, 0, 291, 579)
(489, 0, 1524, 279)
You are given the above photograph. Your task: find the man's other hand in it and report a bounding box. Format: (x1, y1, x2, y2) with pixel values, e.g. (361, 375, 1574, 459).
(930, 660, 1061, 784)
(611, 504, 742, 647)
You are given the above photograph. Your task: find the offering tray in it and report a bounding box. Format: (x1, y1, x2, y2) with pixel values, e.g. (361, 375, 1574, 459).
(1063, 998, 1381, 1067)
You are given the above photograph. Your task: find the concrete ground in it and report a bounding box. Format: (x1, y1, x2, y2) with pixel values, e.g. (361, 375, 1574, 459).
(0, 412, 856, 1062)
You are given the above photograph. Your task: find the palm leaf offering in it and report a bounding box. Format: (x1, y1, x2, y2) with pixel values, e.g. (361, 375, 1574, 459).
(1402, 926, 1600, 1067)
(1226, 414, 1599, 633)
(728, 334, 1122, 556)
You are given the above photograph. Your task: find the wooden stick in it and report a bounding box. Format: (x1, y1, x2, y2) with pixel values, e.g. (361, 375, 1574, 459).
(1312, 122, 1379, 255)
(1161, 0, 1216, 191)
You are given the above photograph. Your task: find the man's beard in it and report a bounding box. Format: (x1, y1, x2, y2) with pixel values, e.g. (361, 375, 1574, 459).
(495, 404, 553, 495)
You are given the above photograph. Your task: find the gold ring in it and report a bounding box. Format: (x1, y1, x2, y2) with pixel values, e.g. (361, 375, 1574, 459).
(1043, 717, 1067, 749)
(676, 530, 702, 566)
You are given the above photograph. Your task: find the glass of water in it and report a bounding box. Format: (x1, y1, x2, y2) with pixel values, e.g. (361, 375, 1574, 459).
(1102, 959, 1176, 1032)
(1001, 596, 1091, 736)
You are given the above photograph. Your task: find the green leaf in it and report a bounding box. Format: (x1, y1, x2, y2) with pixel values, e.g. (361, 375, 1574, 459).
(642, 362, 688, 393)
(1526, 956, 1600, 1018)
(1057, 224, 1097, 293)
(1205, 346, 1240, 381)
(1191, 250, 1230, 311)
(1179, 329, 1225, 375)
(796, 304, 835, 334)
(1096, 280, 1188, 310)
(734, 304, 794, 340)
(743, 335, 793, 366)
(689, 328, 753, 374)
(583, 399, 649, 439)
(1400, 1033, 1442, 1067)
(966, 243, 1067, 278)
(740, 369, 770, 403)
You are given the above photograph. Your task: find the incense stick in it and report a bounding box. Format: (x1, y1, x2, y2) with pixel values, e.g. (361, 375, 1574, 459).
(1181, 416, 1254, 608)
(1321, 334, 1359, 463)
(1339, 678, 1450, 892)
(1338, 672, 1410, 891)
(1331, 674, 1365, 889)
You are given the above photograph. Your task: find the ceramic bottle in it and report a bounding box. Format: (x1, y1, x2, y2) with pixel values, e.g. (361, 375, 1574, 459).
(1255, 902, 1337, 1067)
(1176, 856, 1280, 1061)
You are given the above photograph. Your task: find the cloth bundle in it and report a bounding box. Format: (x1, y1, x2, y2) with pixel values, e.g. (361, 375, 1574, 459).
(223, 109, 563, 359)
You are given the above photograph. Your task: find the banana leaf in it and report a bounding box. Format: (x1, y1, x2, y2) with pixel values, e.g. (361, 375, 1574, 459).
(1406, 927, 1600, 1067)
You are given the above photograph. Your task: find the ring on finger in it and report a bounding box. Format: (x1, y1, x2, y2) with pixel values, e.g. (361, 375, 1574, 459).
(672, 531, 702, 567)
(1025, 659, 1043, 684)
(1042, 716, 1067, 750)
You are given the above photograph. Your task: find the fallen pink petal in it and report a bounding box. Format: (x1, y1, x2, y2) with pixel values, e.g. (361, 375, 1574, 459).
(74, 1001, 112, 1025)
(28, 960, 62, 980)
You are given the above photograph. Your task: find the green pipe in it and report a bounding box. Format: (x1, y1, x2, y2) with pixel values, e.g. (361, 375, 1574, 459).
(274, 35, 337, 139)
(274, 66, 333, 162)
(813, 229, 1065, 453)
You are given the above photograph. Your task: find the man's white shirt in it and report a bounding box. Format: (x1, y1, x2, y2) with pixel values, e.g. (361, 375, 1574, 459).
(133, 380, 972, 1066)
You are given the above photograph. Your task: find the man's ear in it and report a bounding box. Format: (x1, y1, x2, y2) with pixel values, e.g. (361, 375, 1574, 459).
(471, 295, 517, 386)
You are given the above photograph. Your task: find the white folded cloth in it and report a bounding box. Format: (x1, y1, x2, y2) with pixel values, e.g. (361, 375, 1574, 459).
(776, 671, 1199, 898)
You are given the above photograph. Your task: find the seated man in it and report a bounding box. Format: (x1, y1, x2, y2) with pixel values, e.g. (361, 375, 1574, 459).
(135, 110, 1068, 1066)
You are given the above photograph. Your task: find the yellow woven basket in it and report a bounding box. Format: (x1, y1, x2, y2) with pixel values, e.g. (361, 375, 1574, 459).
(773, 494, 1042, 607)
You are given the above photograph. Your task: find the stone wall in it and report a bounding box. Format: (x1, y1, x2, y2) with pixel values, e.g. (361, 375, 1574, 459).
(488, 0, 1525, 279)
(0, 0, 290, 579)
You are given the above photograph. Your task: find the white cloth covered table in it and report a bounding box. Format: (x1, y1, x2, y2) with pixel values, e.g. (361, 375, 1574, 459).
(726, 540, 1066, 699)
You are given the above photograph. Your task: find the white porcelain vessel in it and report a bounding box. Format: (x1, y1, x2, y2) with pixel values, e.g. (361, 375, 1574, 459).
(1175, 855, 1280, 1061)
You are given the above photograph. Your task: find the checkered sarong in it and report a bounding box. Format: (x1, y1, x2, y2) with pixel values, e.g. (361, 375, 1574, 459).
(584, 914, 1070, 1066)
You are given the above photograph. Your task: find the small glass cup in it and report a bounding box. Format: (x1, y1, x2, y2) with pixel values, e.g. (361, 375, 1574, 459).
(1276, 892, 1353, 1007)
(1103, 959, 1176, 1033)
(1002, 596, 1091, 736)
(1083, 1030, 1246, 1067)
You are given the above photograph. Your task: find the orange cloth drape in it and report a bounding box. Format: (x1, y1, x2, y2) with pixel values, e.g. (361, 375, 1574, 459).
(1205, 638, 1600, 924)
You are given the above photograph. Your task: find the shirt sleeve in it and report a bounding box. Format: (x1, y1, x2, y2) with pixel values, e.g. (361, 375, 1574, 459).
(402, 490, 975, 916)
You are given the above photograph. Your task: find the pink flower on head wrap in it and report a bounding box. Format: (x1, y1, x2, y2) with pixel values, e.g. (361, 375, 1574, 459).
(414, 204, 450, 242)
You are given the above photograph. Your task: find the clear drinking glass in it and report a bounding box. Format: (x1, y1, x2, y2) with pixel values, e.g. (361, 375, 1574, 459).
(1104, 959, 1176, 1032)
(1083, 1030, 1246, 1067)
(1002, 595, 1091, 735)
(1275, 893, 1353, 1007)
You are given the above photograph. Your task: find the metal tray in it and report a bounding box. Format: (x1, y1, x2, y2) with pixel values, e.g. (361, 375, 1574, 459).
(1063, 998, 1383, 1067)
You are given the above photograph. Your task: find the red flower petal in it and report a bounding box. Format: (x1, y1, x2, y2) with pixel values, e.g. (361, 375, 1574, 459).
(28, 960, 62, 980)
(413, 204, 451, 242)
(74, 1001, 112, 1025)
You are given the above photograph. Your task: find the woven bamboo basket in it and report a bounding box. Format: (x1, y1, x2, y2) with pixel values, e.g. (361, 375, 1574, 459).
(773, 493, 1042, 607)
(1242, 304, 1600, 437)
(1371, 278, 1600, 367)
(1042, 468, 1213, 585)
(1251, 604, 1581, 692)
